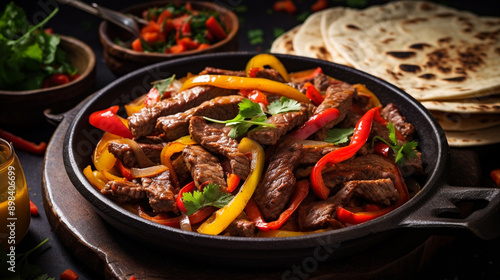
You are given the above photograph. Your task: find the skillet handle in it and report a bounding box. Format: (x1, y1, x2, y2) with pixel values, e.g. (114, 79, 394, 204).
(398, 185, 500, 240)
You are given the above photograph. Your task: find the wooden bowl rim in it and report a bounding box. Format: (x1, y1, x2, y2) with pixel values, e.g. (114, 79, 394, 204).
(98, 0, 239, 59)
(0, 35, 96, 97)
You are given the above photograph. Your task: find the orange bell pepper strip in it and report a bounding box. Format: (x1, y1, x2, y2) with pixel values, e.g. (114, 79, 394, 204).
(310, 107, 379, 199)
(245, 53, 290, 82)
(226, 173, 240, 193)
(245, 180, 309, 231)
(239, 89, 269, 106)
(491, 169, 500, 187)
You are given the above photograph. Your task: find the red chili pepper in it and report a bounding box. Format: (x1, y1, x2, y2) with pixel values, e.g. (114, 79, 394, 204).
(0, 129, 47, 155)
(30, 200, 39, 216)
(373, 142, 390, 157)
(144, 87, 160, 107)
(226, 173, 240, 193)
(310, 107, 379, 199)
(336, 157, 410, 224)
(205, 15, 227, 40)
(303, 82, 324, 106)
(89, 106, 133, 139)
(289, 108, 340, 140)
(245, 180, 309, 231)
(176, 181, 196, 213)
(239, 89, 269, 105)
(60, 269, 79, 280)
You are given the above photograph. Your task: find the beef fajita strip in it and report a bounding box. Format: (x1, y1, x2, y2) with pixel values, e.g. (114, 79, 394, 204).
(182, 145, 227, 190)
(128, 86, 235, 138)
(108, 141, 165, 168)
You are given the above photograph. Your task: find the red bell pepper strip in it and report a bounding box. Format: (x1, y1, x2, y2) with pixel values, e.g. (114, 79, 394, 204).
(239, 89, 269, 106)
(303, 82, 324, 106)
(89, 106, 133, 139)
(60, 269, 79, 280)
(373, 142, 390, 157)
(336, 157, 410, 224)
(116, 160, 134, 181)
(176, 181, 196, 213)
(0, 129, 47, 155)
(226, 173, 240, 193)
(30, 200, 39, 216)
(245, 180, 309, 231)
(138, 205, 217, 227)
(289, 108, 339, 140)
(205, 15, 227, 40)
(310, 107, 379, 199)
(273, 0, 297, 14)
(144, 87, 160, 107)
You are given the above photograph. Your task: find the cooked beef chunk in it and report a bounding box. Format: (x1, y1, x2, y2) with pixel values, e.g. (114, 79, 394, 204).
(247, 103, 315, 145)
(143, 170, 178, 213)
(313, 82, 355, 140)
(199, 67, 246, 77)
(254, 143, 305, 221)
(300, 144, 339, 165)
(108, 141, 165, 168)
(101, 180, 146, 203)
(227, 218, 256, 237)
(182, 145, 227, 190)
(189, 116, 251, 179)
(156, 95, 245, 141)
(128, 86, 235, 138)
(381, 103, 415, 140)
(400, 151, 424, 176)
(313, 72, 340, 92)
(171, 155, 192, 188)
(351, 178, 398, 206)
(255, 68, 286, 83)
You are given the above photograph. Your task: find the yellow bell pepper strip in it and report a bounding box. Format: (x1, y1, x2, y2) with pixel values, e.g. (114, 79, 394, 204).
(245, 53, 290, 82)
(160, 140, 191, 187)
(310, 107, 379, 199)
(89, 106, 133, 139)
(289, 108, 339, 140)
(353, 84, 382, 108)
(303, 82, 324, 106)
(83, 165, 107, 191)
(93, 132, 119, 173)
(124, 104, 143, 117)
(197, 137, 265, 235)
(335, 157, 410, 224)
(288, 67, 322, 83)
(180, 75, 311, 104)
(245, 180, 309, 231)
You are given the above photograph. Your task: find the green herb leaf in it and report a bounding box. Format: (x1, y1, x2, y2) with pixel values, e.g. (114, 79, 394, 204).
(204, 99, 275, 138)
(324, 128, 354, 144)
(248, 29, 264, 45)
(372, 122, 418, 166)
(152, 75, 176, 99)
(182, 183, 234, 215)
(267, 97, 302, 115)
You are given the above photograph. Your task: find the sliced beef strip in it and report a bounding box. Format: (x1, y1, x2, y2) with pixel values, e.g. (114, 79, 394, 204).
(255, 68, 286, 83)
(108, 141, 165, 168)
(227, 218, 256, 237)
(351, 178, 398, 206)
(254, 143, 305, 221)
(182, 145, 227, 190)
(313, 82, 355, 140)
(128, 86, 235, 138)
(300, 144, 339, 165)
(156, 95, 245, 141)
(189, 116, 251, 179)
(101, 180, 146, 204)
(142, 169, 178, 213)
(247, 103, 315, 146)
(313, 72, 342, 92)
(381, 103, 415, 140)
(199, 67, 246, 77)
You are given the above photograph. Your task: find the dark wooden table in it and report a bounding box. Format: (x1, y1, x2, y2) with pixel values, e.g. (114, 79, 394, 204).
(7, 0, 500, 279)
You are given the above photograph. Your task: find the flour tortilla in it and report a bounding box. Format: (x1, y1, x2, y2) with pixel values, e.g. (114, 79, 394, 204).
(326, 1, 500, 101)
(292, 8, 351, 65)
(431, 111, 500, 131)
(270, 24, 301, 55)
(445, 125, 500, 147)
(422, 95, 500, 114)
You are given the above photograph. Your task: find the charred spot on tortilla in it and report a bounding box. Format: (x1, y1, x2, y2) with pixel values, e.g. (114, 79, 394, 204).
(418, 73, 436, 80)
(346, 24, 361, 30)
(399, 64, 421, 73)
(474, 29, 500, 41)
(386, 51, 416, 59)
(443, 76, 467, 82)
(380, 38, 395, 44)
(409, 43, 432, 50)
(438, 37, 452, 44)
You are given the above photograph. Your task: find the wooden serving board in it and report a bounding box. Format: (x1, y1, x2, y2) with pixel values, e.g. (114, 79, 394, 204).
(42, 110, 464, 280)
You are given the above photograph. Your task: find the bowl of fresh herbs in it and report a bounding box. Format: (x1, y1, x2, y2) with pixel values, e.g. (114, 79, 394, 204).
(0, 2, 96, 127)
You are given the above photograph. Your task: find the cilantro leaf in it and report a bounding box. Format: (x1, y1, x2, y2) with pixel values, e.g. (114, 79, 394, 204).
(152, 75, 176, 98)
(372, 122, 418, 166)
(324, 128, 354, 144)
(182, 183, 234, 215)
(267, 97, 302, 115)
(204, 99, 275, 138)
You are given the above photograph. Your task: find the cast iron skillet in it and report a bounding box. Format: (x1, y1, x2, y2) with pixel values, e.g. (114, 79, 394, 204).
(63, 52, 500, 266)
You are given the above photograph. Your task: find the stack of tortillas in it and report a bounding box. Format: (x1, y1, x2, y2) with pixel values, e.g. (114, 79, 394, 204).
(271, 0, 500, 147)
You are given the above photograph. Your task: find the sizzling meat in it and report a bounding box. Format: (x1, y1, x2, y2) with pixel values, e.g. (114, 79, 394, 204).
(182, 145, 227, 190)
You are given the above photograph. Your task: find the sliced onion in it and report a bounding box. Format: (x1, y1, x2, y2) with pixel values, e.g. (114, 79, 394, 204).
(110, 138, 156, 168)
(130, 165, 168, 178)
(179, 213, 192, 231)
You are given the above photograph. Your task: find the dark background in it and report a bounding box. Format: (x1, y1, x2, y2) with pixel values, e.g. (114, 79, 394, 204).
(4, 0, 500, 279)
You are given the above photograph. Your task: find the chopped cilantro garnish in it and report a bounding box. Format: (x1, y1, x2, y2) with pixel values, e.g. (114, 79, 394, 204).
(182, 183, 234, 215)
(372, 122, 418, 166)
(248, 29, 264, 45)
(267, 97, 302, 115)
(152, 75, 175, 99)
(324, 128, 355, 144)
